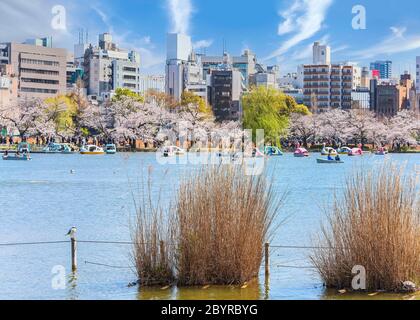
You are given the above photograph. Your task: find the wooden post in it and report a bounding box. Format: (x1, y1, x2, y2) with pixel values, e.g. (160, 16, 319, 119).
(71, 231, 77, 272)
(160, 240, 165, 265)
(264, 243, 270, 278)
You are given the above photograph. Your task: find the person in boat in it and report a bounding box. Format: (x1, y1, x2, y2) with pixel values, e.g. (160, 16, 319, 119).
(327, 149, 334, 161)
(335, 154, 341, 161)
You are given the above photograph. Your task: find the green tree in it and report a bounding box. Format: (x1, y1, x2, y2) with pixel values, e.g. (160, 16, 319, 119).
(242, 86, 309, 146)
(44, 95, 75, 138)
(112, 88, 144, 103)
(179, 91, 213, 125)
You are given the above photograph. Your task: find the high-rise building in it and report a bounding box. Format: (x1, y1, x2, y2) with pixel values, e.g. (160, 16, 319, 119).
(165, 33, 208, 102)
(312, 42, 331, 65)
(82, 33, 141, 98)
(208, 68, 243, 121)
(303, 64, 353, 111)
(0, 40, 67, 99)
(370, 60, 392, 79)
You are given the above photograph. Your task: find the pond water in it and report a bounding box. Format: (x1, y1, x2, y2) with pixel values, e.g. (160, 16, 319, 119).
(0, 152, 418, 300)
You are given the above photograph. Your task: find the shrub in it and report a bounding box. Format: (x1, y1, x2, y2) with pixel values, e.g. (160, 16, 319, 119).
(132, 164, 283, 287)
(311, 163, 420, 292)
(131, 171, 176, 286)
(175, 164, 282, 286)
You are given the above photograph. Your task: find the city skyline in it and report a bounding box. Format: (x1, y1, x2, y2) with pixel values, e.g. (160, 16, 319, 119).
(1, 0, 420, 76)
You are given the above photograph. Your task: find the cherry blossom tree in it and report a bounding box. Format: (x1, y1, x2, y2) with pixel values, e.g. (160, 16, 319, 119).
(288, 113, 320, 147)
(385, 110, 418, 150)
(0, 98, 54, 140)
(344, 109, 377, 147)
(317, 109, 350, 146)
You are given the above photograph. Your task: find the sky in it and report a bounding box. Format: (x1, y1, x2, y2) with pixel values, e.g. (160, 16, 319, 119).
(1, 0, 420, 76)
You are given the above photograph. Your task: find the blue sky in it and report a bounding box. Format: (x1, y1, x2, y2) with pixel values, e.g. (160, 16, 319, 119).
(2, 0, 420, 76)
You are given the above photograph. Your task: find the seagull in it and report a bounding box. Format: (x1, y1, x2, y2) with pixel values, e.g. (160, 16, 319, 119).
(66, 227, 77, 238)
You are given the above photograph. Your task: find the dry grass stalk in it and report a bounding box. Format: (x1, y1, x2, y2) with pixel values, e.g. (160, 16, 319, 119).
(176, 164, 282, 286)
(311, 163, 420, 292)
(131, 169, 176, 286)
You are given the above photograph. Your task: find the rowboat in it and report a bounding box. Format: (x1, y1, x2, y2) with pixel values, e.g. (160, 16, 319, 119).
(105, 144, 117, 155)
(80, 145, 105, 155)
(317, 158, 344, 164)
(3, 154, 31, 161)
(42, 143, 73, 154)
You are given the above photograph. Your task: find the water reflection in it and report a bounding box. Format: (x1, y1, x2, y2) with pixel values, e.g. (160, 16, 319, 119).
(137, 280, 262, 300)
(322, 288, 420, 300)
(67, 272, 79, 300)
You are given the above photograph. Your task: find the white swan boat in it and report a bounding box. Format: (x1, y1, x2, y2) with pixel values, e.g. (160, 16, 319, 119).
(80, 145, 105, 155)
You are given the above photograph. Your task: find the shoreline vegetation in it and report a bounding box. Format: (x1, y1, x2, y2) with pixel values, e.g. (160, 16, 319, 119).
(131, 164, 284, 287)
(0, 86, 418, 155)
(311, 163, 420, 294)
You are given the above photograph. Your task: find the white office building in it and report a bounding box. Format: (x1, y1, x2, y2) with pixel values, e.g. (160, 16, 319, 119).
(165, 33, 208, 102)
(139, 75, 165, 94)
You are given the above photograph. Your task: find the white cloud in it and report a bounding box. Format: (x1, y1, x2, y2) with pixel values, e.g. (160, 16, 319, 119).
(332, 45, 349, 54)
(91, 6, 113, 33)
(353, 26, 420, 59)
(193, 39, 213, 49)
(266, 0, 333, 60)
(0, 0, 74, 48)
(167, 0, 193, 35)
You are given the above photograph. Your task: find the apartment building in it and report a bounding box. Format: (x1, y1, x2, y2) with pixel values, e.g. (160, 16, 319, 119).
(83, 33, 141, 98)
(303, 64, 353, 111)
(0, 41, 67, 99)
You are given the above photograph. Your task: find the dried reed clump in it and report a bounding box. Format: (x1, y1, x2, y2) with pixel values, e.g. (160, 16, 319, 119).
(131, 172, 176, 286)
(175, 164, 282, 286)
(311, 163, 420, 292)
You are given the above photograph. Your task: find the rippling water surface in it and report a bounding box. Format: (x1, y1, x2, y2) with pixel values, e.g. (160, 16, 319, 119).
(0, 152, 418, 300)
